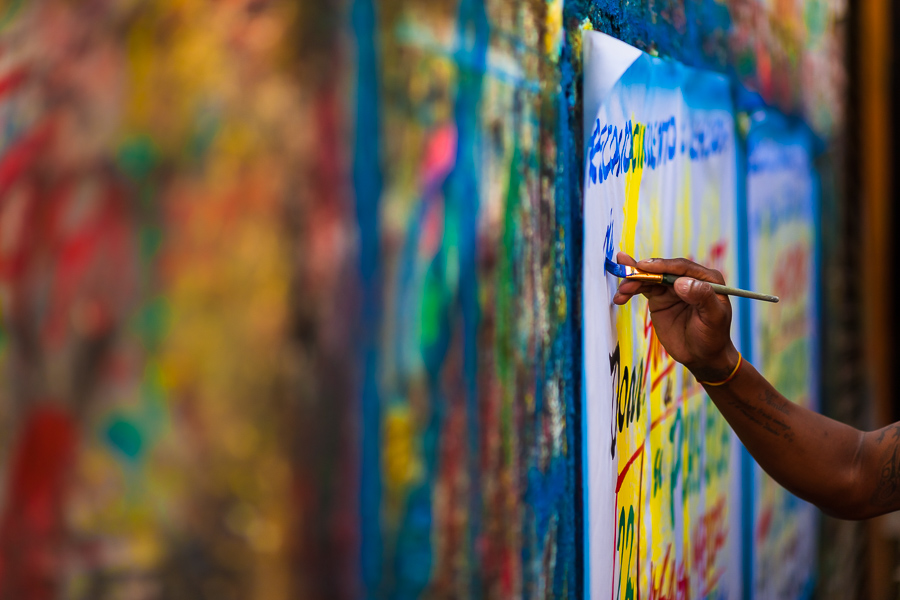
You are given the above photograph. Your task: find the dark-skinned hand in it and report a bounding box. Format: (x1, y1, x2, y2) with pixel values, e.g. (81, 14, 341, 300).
(611, 251, 740, 381)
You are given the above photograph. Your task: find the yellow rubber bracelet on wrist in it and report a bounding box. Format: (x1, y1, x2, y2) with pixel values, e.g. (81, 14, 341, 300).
(698, 352, 742, 387)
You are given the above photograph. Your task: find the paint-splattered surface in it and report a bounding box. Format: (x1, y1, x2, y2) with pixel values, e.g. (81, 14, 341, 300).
(361, 0, 578, 596)
(0, 0, 844, 599)
(358, 0, 845, 597)
(0, 2, 341, 598)
(569, 0, 846, 136)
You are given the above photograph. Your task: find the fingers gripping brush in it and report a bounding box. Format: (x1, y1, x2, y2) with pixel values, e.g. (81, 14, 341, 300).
(605, 258, 779, 303)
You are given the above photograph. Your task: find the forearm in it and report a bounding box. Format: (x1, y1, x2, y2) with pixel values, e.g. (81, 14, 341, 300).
(697, 355, 866, 519)
(613, 254, 882, 518)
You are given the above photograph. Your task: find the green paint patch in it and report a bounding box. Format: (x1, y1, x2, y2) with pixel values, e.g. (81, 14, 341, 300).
(0, 0, 24, 33)
(804, 0, 827, 43)
(497, 143, 522, 382)
(105, 417, 143, 460)
(139, 375, 169, 438)
(420, 263, 445, 348)
(139, 226, 163, 261)
(117, 136, 159, 182)
(497, 143, 522, 460)
(133, 298, 169, 352)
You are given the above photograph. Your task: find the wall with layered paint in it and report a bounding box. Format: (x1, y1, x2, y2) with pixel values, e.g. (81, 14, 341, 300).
(0, 2, 348, 598)
(353, 0, 845, 597)
(0, 1, 844, 599)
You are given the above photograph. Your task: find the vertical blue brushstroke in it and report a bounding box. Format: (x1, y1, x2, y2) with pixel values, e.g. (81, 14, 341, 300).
(734, 98, 755, 600)
(445, 0, 489, 596)
(558, 37, 581, 600)
(352, 0, 383, 596)
(559, 6, 589, 597)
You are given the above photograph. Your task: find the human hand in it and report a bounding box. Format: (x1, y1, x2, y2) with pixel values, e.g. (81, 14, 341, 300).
(611, 252, 739, 382)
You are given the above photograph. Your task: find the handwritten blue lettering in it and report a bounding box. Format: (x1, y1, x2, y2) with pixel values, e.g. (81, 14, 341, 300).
(586, 115, 731, 189)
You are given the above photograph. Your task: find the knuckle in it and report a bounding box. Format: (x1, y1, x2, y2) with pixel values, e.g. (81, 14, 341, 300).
(670, 257, 693, 273)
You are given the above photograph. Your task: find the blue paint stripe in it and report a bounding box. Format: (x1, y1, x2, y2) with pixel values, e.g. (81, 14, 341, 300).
(449, 0, 489, 595)
(558, 36, 581, 600)
(733, 85, 754, 600)
(351, 0, 383, 596)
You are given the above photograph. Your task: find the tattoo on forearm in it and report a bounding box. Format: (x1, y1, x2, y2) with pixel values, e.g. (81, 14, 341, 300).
(876, 424, 900, 444)
(760, 388, 790, 416)
(872, 444, 900, 507)
(722, 387, 794, 440)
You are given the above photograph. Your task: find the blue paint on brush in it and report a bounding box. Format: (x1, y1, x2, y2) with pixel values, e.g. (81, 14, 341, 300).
(604, 258, 629, 278)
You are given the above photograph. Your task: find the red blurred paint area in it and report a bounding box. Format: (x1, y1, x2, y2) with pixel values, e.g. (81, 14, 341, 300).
(0, 406, 78, 600)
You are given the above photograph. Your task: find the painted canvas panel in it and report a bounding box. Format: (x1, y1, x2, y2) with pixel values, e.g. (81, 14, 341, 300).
(583, 32, 743, 600)
(746, 113, 820, 600)
(356, 0, 582, 597)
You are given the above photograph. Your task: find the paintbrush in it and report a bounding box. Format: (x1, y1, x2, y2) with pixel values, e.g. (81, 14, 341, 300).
(605, 258, 779, 303)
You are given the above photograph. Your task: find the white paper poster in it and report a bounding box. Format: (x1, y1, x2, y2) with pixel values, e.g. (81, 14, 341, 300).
(582, 31, 743, 600)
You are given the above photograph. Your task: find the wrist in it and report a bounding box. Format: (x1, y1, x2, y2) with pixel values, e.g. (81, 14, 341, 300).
(687, 344, 740, 383)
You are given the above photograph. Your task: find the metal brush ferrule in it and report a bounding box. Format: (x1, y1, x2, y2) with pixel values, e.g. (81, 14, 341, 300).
(624, 270, 664, 283)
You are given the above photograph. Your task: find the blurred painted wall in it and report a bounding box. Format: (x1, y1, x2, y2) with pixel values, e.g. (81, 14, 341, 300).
(0, 1, 848, 599)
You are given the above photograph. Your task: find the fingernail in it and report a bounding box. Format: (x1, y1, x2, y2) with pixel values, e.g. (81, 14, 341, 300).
(644, 258, 656, 263)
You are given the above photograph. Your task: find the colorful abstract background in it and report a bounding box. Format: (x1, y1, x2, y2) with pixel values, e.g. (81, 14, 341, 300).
(0, 0, 848, 599)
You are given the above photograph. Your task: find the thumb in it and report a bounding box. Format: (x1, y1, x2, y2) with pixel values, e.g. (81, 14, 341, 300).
(673, 277, 726, 321)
